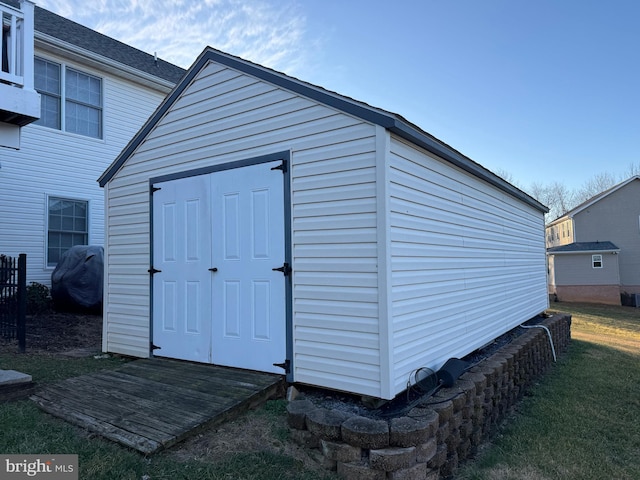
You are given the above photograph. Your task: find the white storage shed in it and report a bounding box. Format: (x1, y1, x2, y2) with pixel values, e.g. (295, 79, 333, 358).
(98, 47, 549, 400)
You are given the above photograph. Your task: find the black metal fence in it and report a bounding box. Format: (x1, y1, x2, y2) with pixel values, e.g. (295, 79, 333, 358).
(0, 254, 26, 352)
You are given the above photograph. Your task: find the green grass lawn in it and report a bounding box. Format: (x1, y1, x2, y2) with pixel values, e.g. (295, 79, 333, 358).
(2, 301, 638, 480)
(0, 397, 330, 480)
(458, 302, 640, 480)
(0, 354, 334, 480)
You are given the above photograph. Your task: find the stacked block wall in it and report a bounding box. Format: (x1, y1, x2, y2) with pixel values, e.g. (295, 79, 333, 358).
(287, 314, 571, 480)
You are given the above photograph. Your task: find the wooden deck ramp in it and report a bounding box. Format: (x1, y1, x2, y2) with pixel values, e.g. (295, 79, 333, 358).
(30, 358, 284, 454)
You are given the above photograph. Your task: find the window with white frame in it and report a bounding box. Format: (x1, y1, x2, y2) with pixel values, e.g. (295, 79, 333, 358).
(34, 57, 102, 138)
(34, 58, 61, 129)
(592, 254, 603, 269)
(47, 197, 88, 266)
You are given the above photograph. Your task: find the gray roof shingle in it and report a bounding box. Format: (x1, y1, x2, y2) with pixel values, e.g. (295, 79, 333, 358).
(547, 241, 619, 253)
(5, 0, 185, 83)
(35, 6, 185, 83)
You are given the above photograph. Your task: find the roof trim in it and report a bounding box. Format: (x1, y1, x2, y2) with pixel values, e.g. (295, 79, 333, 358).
(98, 47, 546, 212)
(547, 241, 620, 254)
(548, 175, 640, 226)
(547, 249, 620, 255)
(35, 33, 177, 92)
(30, 3, 185, 84)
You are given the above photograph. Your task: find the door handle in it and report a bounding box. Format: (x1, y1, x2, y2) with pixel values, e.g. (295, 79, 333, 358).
(272, 262, 291, 276)
(209, 267, 218, 272)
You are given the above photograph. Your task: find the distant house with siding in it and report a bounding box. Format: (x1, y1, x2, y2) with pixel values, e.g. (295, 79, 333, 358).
(547, 176, 640, 305)
(0, 0, 184, 285)
(99, 47, 549, 400)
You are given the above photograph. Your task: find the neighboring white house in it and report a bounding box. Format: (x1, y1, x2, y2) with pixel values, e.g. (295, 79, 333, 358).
(99, 47, 550, 401)
(0, 0, 184, 285)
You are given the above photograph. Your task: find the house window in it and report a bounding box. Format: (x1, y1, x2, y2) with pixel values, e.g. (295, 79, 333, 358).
(592, 254, 603, 269)
(65, 68, 102, 137)
(34, 58, 61, 129)
(47, 197, 88, 266)
(34, 57, 102, 138)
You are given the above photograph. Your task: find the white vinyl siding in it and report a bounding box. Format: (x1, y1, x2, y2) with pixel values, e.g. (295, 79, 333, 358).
(0, 50, 169, 285)
(388, 136, 548, 393)
(103, 56, 549, 399)
(103, 61, 382, 395)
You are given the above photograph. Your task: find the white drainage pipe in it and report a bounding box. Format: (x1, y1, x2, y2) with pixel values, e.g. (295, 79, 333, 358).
(520, 324, 557, 362)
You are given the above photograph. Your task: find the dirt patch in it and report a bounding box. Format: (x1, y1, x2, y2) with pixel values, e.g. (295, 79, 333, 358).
(0, 310, 102, 355)
(168, 407, 327, 473)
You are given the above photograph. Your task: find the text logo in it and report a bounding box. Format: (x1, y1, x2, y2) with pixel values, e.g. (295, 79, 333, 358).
(0, 455, 78, 480)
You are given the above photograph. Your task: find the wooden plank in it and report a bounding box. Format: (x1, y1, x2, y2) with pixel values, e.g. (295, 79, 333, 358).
(31, 394, 162, 454)
(96, 370, 243, 411)
(31, 387, 175, 447)
(139, 358, 281, 385)
(118, 363, 273, 398)
(30, 358, 285, 454)
(33, 383, 183, 441)
(132, 359, 281, 388)
(57, 375, 214, 429)
(90, 371, 234, 410)
(164, 379, 285, 450)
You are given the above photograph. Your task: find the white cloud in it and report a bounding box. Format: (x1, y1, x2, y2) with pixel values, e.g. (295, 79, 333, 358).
(36, 0, 311, 73)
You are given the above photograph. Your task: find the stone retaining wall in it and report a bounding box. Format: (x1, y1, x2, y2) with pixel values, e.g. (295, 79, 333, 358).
(287, 313, 571, 480)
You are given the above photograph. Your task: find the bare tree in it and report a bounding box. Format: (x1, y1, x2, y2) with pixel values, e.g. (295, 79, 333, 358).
(497, 166, 638, 224)
(574, 171, 617, 205)
(525, 181, 575, 222)
(622, 162, 640, 179)
(494, 168, 519, 188)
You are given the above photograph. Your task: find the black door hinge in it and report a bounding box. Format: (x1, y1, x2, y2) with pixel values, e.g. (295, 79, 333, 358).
(272, 262, 292, 276)
(273, 359, 290, 373)
(270, 160, 287, 173)
(151, 343, 161, 351)
(148, 267, 162, 275)
(151, 186, 161, 193)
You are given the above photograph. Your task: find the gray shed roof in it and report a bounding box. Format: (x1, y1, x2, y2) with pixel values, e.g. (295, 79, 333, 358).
(97, 46, 548, 215)
(547, 241, 619, 253)
(5, 0, 185, 84)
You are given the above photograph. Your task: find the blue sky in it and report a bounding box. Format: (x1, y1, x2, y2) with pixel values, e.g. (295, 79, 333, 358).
(37, 0, 640, 191)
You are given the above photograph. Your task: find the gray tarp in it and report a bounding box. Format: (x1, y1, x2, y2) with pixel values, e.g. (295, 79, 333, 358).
(51, 245, 103, 312)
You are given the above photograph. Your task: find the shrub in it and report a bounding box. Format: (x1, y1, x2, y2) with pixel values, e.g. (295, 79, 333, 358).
(27, 282, 52, 314)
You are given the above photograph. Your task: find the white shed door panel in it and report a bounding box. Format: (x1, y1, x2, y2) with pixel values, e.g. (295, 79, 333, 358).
(211, 162, 286, 374)
(152, 175, 213, 363)
(152, 161, 286, 374)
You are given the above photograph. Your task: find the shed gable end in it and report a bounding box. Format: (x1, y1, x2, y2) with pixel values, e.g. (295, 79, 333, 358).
(102, 56, 384, 396)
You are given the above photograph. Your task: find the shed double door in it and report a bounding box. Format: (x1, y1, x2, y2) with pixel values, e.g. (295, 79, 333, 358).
(152, 161, 286, 374)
